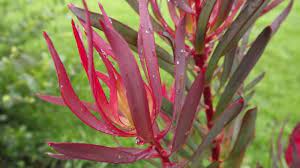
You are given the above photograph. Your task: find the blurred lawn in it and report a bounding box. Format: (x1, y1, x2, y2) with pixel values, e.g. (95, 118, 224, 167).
(0, 0, 299, 167)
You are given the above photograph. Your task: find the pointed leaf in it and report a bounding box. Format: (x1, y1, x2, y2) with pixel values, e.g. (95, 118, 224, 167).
(244, 72, 265, 92)
(205, 0, 269, 82)
(270, 0, 293, 35)
(215, 27, 272, 118)
(224, 108, 257, 168)
(99, 7, 154, 142)
(138, 0, 162, 117)
(43, 32, 126, 136)
(49, 142, 155, 163)
(195, 0, 217, 54)
(172, 72, 204, 153)
(190, 98, 244, 167)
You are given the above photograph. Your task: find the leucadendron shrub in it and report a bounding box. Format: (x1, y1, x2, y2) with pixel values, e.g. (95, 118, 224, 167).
(39, 0, 294, 167)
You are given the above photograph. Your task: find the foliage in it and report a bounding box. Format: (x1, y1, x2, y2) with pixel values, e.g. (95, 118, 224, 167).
(40, 0, 294, 167)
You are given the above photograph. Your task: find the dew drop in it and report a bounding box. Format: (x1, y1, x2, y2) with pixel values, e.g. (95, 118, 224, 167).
(135, 137, 145, 145)
(176, 61, 180, 65)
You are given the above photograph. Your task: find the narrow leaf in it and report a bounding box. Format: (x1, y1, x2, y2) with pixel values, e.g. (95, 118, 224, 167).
(99, 7, 154, 142)
(172, 72, 204, 153)
(138, 0, 162, 117)
(49, 142, 155, 163)
(195, 0, 217, 54)
(270, 0, 293, 35)
(244, 72, 265, 92)
(190, 98, 244, 167)
(205, 0, 269, 82)
(224, 108, 257, 168)
(215, 27, 272, 118)
(173, 15, 187, 125)
(220, 45, 237, 88)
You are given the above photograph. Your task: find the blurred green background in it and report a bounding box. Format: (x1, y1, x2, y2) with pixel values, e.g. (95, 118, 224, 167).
(0, 0, 299, 167)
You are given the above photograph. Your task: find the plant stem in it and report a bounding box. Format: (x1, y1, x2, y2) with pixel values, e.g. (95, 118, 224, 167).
(194, 53, 221, 164)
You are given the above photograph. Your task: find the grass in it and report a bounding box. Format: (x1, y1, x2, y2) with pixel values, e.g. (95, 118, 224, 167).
(1, 0, 300, 167)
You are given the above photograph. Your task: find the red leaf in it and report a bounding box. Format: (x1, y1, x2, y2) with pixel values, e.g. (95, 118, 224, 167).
(138, 0, 162, 119)
(99, 3, 154, 142)
(173, 15, 187, 125)
(43, 32, 127, 136)
(48, 142, 156, 163)
(171, 71, 204, 153)
(285, 123, 300, 167)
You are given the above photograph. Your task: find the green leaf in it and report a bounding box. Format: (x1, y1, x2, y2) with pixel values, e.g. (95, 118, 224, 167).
(220, 45, 237, 88)
(214, 27, 272, 118)
(244, 72, 265, 92)
(205, 0, 269, 83)
(195, 0, 217, 54)
(223, 108, 257, 168)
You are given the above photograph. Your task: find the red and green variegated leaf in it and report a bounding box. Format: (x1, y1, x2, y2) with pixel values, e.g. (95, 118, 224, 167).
(99, 4, 154, 143)
(138, 0, 162, 118)
(244, 72, 265, 92)
(48, 142, 156, 163)
(43, 32, 128, 136)
(205, 0, 269, 83)
(170, 0, 193, 14)
(190, 98, 244, 167)
(194, 0, 217, 54)
(173, 15, 187, 125)
(270, 0, 293, 35)
(171, 71, 204, 153)
(69, 4, 174, 75)
(210, 0, 235, 31)
(215, 27, 272, 118)
(224, 108, 257, 168)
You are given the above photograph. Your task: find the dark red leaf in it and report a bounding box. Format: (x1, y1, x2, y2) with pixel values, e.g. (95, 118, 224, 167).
(270, 0, 293, 35)
(173, 15, 187, 125)
(49, 142, 156, 163)
(138, 0, 162, 118)
(99, 4, 154, 142)
(171, 72, 204, 153)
